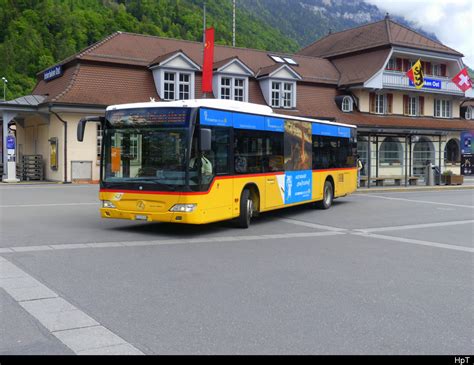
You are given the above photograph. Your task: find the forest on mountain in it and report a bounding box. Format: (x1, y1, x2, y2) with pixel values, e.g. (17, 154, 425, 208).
(0, 0, 299, 99)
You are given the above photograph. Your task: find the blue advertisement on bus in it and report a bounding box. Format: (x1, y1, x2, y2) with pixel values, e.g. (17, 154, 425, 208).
(284, 170, 312, 204)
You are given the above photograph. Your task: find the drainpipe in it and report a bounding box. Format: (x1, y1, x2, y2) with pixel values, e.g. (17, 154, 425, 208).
(50, 110, 68, 183)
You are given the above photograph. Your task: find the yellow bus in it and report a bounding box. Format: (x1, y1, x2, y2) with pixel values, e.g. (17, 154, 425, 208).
(78, 100, 357, 228)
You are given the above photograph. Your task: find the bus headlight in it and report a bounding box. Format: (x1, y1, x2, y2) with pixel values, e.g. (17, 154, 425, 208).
(102, 200, 116, 209)
(170, 204, 197, 213)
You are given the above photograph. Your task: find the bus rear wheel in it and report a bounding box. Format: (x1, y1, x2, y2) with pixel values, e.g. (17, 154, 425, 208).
(314, 180, 333, 210)
(236, 189, 253, 228)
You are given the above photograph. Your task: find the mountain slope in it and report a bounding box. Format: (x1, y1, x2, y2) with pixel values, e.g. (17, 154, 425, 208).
(238, 0, 440, 48)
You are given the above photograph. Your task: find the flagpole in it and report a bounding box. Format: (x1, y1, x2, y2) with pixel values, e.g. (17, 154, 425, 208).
(203, 1, 207, 99)
(232, 0, 236, 47)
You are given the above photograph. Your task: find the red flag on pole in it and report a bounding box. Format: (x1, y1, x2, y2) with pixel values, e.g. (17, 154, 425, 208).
(202, 27, 214, 94)
(452, 68, 472, 92)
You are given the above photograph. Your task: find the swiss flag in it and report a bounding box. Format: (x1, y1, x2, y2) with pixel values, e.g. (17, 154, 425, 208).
(202, 27, 214, 94)
(452, 68, 472, 92)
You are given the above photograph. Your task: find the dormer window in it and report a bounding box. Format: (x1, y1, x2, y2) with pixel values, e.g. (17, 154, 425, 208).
(162, 71, 192, 101)
(149, 51, 199, 101)
(258, 64, 301, 109)
(342, 96, 353, 112)
(212, 58, 253, 102)
(271, 81, 294, 109)
(466, 106, 472, 120)
(219, 76, 246, 101)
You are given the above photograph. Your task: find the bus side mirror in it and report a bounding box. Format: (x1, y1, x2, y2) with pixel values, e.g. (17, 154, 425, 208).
(77, 116, 104, 142)
(200, 128, 212, 151)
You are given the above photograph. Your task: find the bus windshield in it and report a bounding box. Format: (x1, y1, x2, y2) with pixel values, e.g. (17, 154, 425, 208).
(102, 108, 192, 191)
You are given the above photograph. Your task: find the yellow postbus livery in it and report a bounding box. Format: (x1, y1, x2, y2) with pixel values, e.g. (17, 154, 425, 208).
(77, 100, 357, 228)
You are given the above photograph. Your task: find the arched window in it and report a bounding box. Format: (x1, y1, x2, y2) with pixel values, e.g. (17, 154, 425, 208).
(342, 96, 353, 112)
(444, 139, 460, 164)
(413, 137, 435, 176)
(379, 137, 403, 165)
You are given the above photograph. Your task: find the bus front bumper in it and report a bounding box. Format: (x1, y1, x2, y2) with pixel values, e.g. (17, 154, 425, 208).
(100, 208, 204, 224)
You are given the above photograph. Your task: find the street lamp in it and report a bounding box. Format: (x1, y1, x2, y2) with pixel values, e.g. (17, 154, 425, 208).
(1, 77, 8, 101)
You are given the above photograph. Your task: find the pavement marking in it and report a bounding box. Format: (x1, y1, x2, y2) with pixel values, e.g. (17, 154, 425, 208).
(0, 258, 144, 355)
(352, 231, 474, 253)
(356, 219, 474, 233)
(0, 203, 98, 208)
(0, 231, 345, 254)
(278, 218, 347, 232)
(361, 194, 474, 209)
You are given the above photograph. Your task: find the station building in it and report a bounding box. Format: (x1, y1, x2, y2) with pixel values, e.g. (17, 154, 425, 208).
(1, 17, 473, 184)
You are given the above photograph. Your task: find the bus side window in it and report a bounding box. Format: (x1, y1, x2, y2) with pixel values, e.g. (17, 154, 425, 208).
(210, 127, 231, 175)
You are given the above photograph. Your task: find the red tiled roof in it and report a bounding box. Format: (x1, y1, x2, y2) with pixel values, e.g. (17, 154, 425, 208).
(298, 19, 463, 58)
(38, 32, 339, 85)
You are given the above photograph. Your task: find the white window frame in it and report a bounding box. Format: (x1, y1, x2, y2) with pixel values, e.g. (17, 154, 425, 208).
(178, 73, 191, 100)
(466, 106, 472, 120)
(386, 58, 396, 70)
(270, 80, 295, 109)
(434, 99, 452, 118)
(432, 64, 441, 77)
(407, 96, 418, 116)
(162, 70, 193, 101)
(342, 96, 353, 112)
(375, 94, 385, 114)
(218, 75, 247, 102)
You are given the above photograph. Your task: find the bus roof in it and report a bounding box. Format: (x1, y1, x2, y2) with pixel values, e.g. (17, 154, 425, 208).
(106, 99, 356, 129)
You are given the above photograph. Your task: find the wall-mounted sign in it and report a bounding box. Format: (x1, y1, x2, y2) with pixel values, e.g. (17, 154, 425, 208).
(49, 137, 58, 170)
(6, 135, 15, 150)
(409, 77, 441, 89)
(44, 65, 63, 82)
(461, 131, 473, 154)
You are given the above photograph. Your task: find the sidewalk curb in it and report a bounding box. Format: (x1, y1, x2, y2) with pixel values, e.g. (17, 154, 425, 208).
(355, 185, 474, 194)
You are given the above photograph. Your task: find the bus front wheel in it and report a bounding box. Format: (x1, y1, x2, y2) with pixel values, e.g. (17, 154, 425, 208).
(314, 180, 333, 210)
(236, 189, 253, 228)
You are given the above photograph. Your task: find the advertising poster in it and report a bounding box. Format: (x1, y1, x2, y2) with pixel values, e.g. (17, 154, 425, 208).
(284, 120, 312, 171)
(283, 120, 312, 204)
(49, 137, 58, 170)
(461, 131, 473, 176)
(284, 170, 312, 204)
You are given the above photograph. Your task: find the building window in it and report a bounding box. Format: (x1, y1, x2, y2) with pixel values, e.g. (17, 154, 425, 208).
(407, 96, 417, 116)
(271, 81, 294, 109)
(283, 82, 293, 108)
(375, 94, 385, 114)
(97, 123, 103, 159)
(342, 96, 353, 112)
(163, 71, 191, 101)
(219, 76, 246, 101)
(164, 72, 175, 100)
(386, 58, 396, 71)
(179, 73, 190, 100)
(234, 78, 245, 101)
(379, 137, 403, 166)
(466, 107, 472, 120)
(220, 77, 231, 100)
(434, 99, 451, 118)
(444, 139, 460, 164)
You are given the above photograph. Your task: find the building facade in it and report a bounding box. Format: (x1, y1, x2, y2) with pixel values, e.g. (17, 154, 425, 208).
(1, 17, 473, 184)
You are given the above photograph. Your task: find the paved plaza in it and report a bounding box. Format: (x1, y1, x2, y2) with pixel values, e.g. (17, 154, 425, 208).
(0, 184, 473, 355)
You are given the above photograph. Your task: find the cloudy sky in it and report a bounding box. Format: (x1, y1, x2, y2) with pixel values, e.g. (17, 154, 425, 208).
(366, 0, 474, 68)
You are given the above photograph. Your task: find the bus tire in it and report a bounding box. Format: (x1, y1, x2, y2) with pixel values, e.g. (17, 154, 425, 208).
(236, 189, 253, 228)
(314, 180, 333, 210)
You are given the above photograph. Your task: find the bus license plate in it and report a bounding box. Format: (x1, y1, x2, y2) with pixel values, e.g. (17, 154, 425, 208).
(135, 215, 148, 221)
